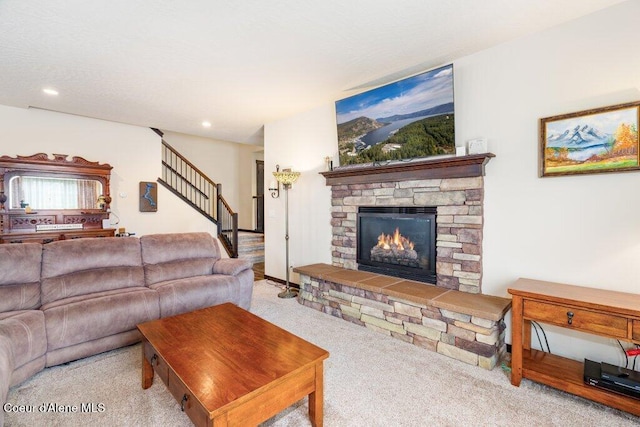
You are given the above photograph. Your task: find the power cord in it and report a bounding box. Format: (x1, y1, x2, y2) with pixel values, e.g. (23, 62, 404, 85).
(615, 340, 640, 370)
(109, 210, 120, 225)
(531, 321, 551, 353)
(617, 340, 629, 368)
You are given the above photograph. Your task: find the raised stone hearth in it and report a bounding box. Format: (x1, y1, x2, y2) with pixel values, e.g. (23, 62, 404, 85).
(294, 263, 511, 369)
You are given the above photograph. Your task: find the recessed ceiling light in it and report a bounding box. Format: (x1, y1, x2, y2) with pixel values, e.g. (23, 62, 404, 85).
(42, 88, 59, 96)
(202, 121, 212, 128)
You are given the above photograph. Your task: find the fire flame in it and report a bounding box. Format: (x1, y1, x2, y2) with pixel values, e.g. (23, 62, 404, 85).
(376, 228, 415, 251)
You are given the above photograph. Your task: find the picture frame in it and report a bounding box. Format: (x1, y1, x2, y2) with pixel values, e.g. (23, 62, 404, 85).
(139, 181, 157, 212)
(539, 101, 640, 177)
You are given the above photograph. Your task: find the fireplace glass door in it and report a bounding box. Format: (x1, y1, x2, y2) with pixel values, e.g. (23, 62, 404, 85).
(357, 207, 436, 283)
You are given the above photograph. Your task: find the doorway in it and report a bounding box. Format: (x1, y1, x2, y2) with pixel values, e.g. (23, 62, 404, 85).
(255, 160, 264, 232)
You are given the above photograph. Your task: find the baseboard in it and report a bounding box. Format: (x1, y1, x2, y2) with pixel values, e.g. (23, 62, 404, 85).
(263, 275, 300, 289)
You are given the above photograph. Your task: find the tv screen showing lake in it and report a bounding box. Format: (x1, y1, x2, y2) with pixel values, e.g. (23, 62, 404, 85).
(335, 64, 455, 166)
(362, 115, 441, 147)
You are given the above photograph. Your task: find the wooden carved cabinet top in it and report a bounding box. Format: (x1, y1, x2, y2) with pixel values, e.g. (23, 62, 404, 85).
(0, 153, 114, 243)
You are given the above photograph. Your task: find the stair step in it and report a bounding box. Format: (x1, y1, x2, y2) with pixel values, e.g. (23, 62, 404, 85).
(238, 239, 264, 248)
(238, 249, 264, 261)
(237, 232, 264, 264)
(237, 232, 264, 243)
(239, 254, 265, 264)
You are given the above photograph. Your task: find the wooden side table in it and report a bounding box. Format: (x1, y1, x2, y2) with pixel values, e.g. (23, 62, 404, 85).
(509, 278, 640, 416)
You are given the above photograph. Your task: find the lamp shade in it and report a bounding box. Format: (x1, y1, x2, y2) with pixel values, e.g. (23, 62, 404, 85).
(273, 170, 300, 186)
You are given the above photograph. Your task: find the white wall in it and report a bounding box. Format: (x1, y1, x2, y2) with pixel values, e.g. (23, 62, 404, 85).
(162, 131, 264, 230)
(0, 105, 216, 237)
(264, 104, 335, 284)
(263, 1, 640, 364)
(459, 0, 640, 364)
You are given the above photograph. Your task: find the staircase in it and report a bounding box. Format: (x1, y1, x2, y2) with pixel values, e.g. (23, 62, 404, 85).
(156, 135, 239, 258)
(237, 232, 264, 264)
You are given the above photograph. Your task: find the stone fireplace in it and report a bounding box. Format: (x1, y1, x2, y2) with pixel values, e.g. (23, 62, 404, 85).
(327, 154, 493, 294)
(293, 154, 512, 371)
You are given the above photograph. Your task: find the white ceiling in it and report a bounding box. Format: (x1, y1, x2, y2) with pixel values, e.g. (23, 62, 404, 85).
(0, 0, 627, 145)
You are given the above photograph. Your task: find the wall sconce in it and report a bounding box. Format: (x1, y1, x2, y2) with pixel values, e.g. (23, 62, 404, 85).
(268, 165, 281, 198)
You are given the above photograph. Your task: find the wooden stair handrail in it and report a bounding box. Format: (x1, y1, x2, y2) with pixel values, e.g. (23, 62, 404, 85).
(161, 140, 217, 186)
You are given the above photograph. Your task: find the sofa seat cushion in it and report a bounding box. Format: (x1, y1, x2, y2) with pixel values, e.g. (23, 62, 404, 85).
(150, 275, 237, 318)
(41, 237, 144, 305)
(0, 243, 43, 312)
(0, 310, 46, 370)
(41, 287, 160, 352)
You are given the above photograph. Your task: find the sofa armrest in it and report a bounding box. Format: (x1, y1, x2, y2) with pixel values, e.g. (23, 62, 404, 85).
(212, 258, 253, 276)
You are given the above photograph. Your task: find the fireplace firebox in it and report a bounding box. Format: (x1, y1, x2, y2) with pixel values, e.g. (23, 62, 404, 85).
(357, 206, 436, 284)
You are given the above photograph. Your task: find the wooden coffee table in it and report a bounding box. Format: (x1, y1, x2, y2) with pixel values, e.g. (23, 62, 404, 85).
(137, 303, 329, 427)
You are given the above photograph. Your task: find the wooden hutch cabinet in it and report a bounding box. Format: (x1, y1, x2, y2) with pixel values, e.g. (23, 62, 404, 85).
(0, 153, 116, 244)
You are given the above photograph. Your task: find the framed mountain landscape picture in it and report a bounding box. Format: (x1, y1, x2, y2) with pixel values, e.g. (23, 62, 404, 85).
(540, 101, 640, 177)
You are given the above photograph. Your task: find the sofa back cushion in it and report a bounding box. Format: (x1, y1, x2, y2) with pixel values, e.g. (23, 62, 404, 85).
(140, 232, 220, 286)
(41, 237, 144, 305)
(0, 243, 42, 312)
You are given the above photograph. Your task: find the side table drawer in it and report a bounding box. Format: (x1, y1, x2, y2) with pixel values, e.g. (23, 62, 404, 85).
(143, 342, 169, 385)
(167, 370, 208, 426)
(523, 300, 627, 339)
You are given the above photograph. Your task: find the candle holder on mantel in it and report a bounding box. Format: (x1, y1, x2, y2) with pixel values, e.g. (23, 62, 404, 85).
(272, 166, 301, 299)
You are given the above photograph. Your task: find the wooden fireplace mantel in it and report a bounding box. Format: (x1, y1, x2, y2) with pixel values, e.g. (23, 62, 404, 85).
(320, 153, 495, 186)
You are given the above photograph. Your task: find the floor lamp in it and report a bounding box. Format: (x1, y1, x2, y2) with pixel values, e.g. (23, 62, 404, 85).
(272, 167, 300, 298)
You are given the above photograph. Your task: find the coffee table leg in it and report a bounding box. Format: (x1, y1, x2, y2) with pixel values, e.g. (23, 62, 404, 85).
(308, 361, 324, 427)
(142, 341, 154, 389)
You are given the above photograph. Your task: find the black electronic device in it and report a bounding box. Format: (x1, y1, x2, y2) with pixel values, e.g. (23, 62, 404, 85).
(600, 361, 640, 391)
(584, 359, 640, 400)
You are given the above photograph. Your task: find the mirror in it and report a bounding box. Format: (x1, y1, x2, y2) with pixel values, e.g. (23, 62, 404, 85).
(0, 153, 112, 213)
(8, 175, 103, 210)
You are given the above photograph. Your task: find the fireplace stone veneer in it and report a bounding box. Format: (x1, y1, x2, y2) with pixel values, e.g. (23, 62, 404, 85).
(332, 177, 482, 292)
(324, 154, 494, 294)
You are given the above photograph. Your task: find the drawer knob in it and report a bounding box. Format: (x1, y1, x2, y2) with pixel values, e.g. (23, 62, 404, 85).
(567, 311, 574, 325)
(181, 394, 188, 411)
(151, 354, 158, 366)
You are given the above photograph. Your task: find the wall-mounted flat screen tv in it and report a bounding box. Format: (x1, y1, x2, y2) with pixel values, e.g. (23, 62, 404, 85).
(335, 63, 455, 167)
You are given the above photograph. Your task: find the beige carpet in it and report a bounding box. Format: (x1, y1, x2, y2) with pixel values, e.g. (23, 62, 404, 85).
(5, 280, 640, 426)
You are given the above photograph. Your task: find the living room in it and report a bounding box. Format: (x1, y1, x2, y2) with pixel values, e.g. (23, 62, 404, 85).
(1, 0, 640, 424)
